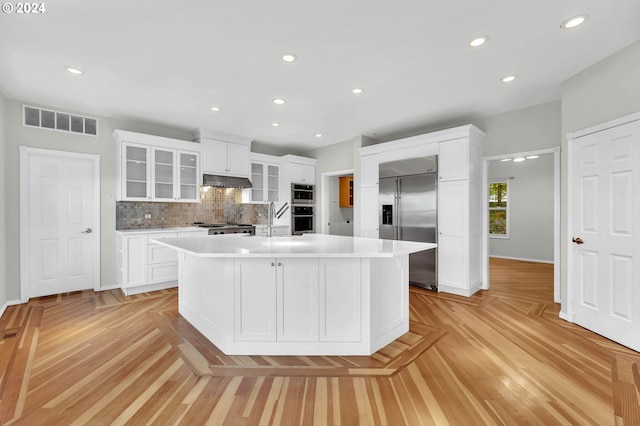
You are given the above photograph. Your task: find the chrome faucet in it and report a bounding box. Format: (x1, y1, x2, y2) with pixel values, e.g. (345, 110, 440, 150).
(267, 201, 275, 238)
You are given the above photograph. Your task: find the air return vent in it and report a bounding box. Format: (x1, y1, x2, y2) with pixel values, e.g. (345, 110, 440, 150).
(23, 105, 98, 136)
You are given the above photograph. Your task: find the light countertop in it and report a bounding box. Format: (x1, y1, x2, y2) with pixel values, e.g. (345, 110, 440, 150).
(116, 227, 206, 235)
(151, 233, 436, 258)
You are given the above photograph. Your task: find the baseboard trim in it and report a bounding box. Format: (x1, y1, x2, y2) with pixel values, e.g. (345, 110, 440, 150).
(121, 281, 177, 296)
(489, 255, 554, 265)
(438, 285, 481, 298)
(558, 311, 572, 322)
(98, 283, 121, 291)
(0, 299, 24, 319)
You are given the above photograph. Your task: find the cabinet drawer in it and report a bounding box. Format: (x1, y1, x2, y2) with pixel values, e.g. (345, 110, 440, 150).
(148, 244, 179, 264)
(148, 263, 179, 284)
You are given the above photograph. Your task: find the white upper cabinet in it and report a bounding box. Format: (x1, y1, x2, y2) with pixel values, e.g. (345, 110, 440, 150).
(289, 162, 315, 184)
(281, 155, 317, 185)
(193, 128, 252, 178)
(122, 142, 151, 201)
(152, 147, 175, 201)
(177, 151, 199, 201)
(360, 154, 380, 187)
(438, 137, 469, 181)
(244, 153, 280, 203)
(114, 130, 201, 202)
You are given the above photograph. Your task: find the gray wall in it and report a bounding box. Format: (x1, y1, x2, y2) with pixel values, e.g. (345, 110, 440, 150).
(488, 155, 554, 262)
(474, 101, 561, 156)
(300, 136, 360, 233)
(3, 97, 192, 300)
(328, 175, 354, 236)
(0, 91, 6, 307)
(559, 40, 640, 312)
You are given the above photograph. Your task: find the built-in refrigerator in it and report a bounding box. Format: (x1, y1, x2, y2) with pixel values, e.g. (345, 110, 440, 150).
(379, 156, 437, 289)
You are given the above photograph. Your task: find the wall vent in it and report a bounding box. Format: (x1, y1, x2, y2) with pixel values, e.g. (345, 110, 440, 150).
(22, 105, 98, 136)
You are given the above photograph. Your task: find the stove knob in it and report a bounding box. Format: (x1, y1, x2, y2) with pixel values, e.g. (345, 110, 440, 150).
(219, 231, 225, 234)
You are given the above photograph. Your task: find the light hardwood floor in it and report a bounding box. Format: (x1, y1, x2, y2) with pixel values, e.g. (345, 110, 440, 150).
(1, 258, 639, 425)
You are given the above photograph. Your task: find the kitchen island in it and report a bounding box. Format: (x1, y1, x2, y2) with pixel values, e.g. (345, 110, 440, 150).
(153, 234, 436, 355)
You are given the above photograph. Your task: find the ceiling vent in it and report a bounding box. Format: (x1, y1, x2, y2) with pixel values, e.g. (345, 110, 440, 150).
(22, 105, 98, 136)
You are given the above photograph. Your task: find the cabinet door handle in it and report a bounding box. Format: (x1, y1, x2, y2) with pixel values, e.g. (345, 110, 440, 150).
(278, 262, 282, 266)
(271, 262, 275, 266)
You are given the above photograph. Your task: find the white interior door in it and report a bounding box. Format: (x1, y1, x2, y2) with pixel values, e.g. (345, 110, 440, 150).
(570, 117, 640, 352)
(21, 147, 100, 299)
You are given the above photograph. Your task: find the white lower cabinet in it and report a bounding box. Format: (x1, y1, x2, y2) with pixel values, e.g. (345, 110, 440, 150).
(178, 253, 408, 355)
(234, 259, 277, 341)
(117, 229, 208, 295)
(234, 257, 320, 342)
(319, 258, 361, 342)
(278, 258, 319, 341)
(233, 257, 364, 344)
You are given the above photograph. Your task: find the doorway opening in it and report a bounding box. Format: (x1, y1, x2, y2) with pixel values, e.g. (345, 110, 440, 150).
(321, 169, 354, 236)
(482, 147, 560, 302)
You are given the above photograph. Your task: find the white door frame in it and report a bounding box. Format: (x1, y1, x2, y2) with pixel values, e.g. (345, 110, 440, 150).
(482, 147, 561, 302)
(565, 112, 640, 323)
(320, 169, 354, 235)
(19, 146, 101, 302)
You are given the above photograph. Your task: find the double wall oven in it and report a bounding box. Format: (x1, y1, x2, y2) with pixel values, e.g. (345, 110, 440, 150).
(291, 184, 315, 235)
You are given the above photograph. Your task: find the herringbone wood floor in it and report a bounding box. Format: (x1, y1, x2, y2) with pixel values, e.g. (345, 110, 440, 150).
(1, 258, 639, 425)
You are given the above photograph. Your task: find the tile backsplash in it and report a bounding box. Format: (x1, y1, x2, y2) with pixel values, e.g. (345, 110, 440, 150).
(116, 187, 269, 230)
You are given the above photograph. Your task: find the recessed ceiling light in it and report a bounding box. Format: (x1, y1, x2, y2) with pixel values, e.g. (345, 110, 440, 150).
(513, 157, 526, 162)
(65, 67, 83, 75)
(315, 134, 323, 138)
(470, 36, 488, 47)
(501, 158, 512, 162)
(561, 14, 589, 29)
(272, 122, 280, 127)
(272, 98, 286, 105)
(210, 106, 220, 112)
(501, 75, 517, 83)
(282, 53, 297, 63)
(526, 155, 539, 159)
(352, 88, 363, 94)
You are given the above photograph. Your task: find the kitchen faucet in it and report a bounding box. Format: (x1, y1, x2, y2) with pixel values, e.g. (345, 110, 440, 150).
(267, 201, 275, 238)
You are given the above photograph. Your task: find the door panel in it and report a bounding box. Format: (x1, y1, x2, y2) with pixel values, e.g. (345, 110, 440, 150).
(234, 258, 277, 341)
(571, 119, 640, 352)
(277, 258, 319, 341)
(28, 152, 97, 297)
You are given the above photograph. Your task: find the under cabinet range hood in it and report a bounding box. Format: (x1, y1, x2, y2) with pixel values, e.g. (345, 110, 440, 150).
(202, 174, 252, 188)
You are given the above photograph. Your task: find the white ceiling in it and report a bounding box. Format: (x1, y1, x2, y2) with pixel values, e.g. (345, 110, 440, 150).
(1, 0, 639, 152)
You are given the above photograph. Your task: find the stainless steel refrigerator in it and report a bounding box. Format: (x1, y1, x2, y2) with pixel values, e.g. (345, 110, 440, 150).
(379, 156, 437, 289)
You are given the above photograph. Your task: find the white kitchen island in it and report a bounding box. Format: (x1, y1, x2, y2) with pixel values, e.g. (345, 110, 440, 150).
(153, 233, 435, 356)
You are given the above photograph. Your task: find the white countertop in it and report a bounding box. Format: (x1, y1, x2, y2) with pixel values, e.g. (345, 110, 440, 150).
(151, 233, 436, 258)
(116, 227, 205, 235)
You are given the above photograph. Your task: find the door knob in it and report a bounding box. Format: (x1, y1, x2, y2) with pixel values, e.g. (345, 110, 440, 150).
(82, 228, 93, 234)
(572, 237, 584, 245)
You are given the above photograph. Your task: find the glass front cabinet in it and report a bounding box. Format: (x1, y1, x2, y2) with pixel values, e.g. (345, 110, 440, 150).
(115, 130, 201, 202)
(243, 153, 280, 203)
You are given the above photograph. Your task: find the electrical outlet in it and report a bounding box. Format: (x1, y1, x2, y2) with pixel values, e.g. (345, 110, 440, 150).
(144, 213, 151, 219)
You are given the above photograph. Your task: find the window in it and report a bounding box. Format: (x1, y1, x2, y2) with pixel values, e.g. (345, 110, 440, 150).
(489, 181, 509, 238)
